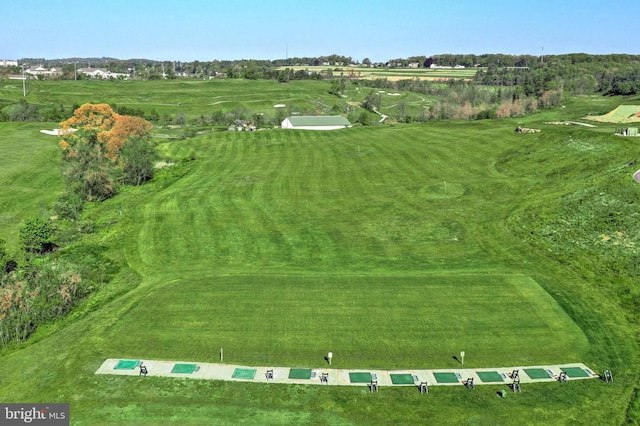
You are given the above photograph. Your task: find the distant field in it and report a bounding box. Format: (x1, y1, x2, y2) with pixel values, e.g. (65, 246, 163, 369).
(277, 65, 480, 80)
(0, 78, 440, 126)
(0, 79, 344, 120)
(0, 78, 435, 123)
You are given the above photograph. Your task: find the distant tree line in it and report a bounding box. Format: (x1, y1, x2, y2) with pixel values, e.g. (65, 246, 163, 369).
(0, 99, 77, 122)
(475, 54, 640, 95)
(12, 53, 640, 96)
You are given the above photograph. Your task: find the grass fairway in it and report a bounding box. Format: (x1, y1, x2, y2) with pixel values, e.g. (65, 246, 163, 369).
(0, 122, 62, 247)
(104, 274, 587, 368)
(0, 89, 637, 424)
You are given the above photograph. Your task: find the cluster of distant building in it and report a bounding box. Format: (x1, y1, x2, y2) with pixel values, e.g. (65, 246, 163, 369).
(313, 60, 466, 69)
(0, 60, 128, 79)
(1, 58, 469, 81)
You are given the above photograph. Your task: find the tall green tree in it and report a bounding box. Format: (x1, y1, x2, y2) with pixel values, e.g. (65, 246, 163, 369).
(62, 130, 116, 201)
(120, 137, 156, 186)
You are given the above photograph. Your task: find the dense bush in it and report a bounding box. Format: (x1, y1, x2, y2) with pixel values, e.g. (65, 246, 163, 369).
(20, 217, 57, 254)
(0, 258, 88, 347)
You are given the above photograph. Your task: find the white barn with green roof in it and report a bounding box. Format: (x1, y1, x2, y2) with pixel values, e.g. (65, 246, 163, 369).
(281, 116, 352, 130)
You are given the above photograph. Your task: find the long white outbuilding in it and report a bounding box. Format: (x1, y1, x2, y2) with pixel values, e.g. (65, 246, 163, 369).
(281, 116, 352, 130)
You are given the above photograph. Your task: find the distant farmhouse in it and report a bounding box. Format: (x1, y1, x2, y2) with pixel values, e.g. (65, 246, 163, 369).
(78, 67, 128, 79)
(25, 65, 62, 78)
(0, 59, 18, 67)
(281, 116, 352, 130)
(228, 119, 256, 132)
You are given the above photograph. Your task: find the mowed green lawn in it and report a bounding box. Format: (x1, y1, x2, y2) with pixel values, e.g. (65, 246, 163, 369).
(105, 274, 587, 368)
(137, 125, 525, 274)
(0, 123, 62, 247)
(86, 122, 596, 372)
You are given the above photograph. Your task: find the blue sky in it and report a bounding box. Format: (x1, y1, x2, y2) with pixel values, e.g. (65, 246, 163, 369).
(2, 0, 639, 62)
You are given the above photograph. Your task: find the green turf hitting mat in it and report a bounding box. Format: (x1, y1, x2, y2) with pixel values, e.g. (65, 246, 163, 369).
(390, 374, 415, 385)
(562, 367, 590, 378)
(433, 372, 459, 383)
(114, 360, 140, 370)
(524, 368, 552, 379)
(232, 368, 257, 379)
(288, 368, 312, 380)
(476, 371, 504, 383)
(349, 372, 372, 383)
(171, 363, 198, 374)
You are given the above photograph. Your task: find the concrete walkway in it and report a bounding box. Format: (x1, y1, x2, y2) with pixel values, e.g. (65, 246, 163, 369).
(95, 358, 599, 388)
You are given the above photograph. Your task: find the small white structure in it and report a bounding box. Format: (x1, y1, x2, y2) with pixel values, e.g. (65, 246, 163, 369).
(40, 128, 77, 136)
(228, 119, 255, 132)
(25, 65, 62, 78)
(0, 60, 18, 67)
(78, 67, 127, 79)
(281, 116, 352, 130)
(429, 64, 465, 69)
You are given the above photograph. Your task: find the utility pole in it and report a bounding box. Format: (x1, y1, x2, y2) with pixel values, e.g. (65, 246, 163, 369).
(541, 47, 544, 64)
(22, 64, 26, 97)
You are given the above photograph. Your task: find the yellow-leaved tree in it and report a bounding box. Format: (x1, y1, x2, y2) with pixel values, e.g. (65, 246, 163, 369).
(58, 104, 154, 202)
